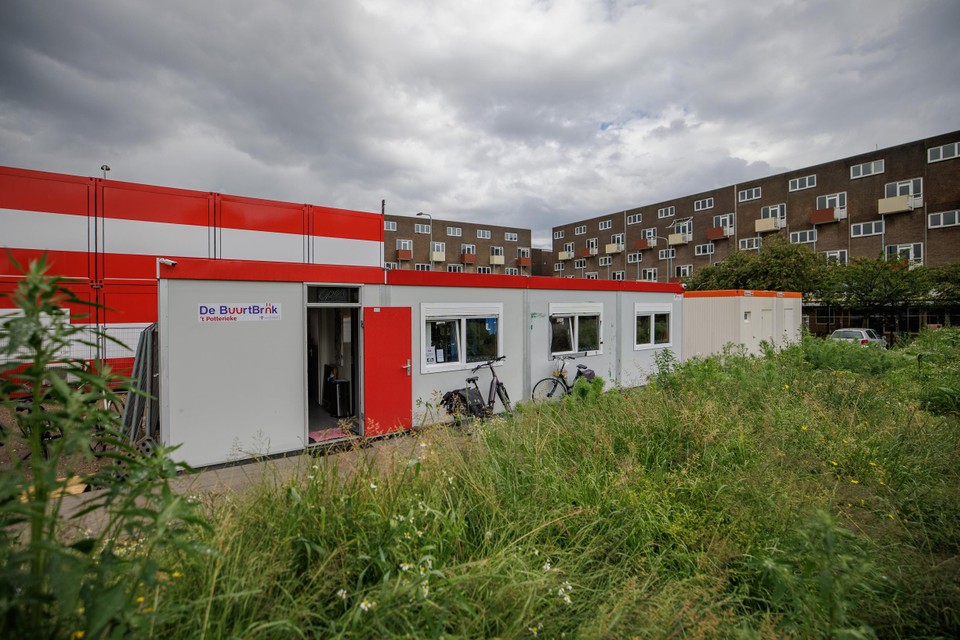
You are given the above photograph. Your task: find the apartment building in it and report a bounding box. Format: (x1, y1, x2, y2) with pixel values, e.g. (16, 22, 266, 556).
(384, 214, 534, 275)
(551, 131, 960, 282)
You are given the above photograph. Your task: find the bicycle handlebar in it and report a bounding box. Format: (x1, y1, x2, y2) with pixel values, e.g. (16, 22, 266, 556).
(470, 355, 506, 371)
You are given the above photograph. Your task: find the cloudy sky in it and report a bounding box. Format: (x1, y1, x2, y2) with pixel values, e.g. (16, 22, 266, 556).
(2, 1, 958, 246)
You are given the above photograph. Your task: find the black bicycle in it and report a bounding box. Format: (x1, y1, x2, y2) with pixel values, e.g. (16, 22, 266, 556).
(442, 356, 512, 420)
(531, 355, 595, 401)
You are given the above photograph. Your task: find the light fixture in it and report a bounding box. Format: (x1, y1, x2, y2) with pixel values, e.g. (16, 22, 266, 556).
(100, 164, 110, 179)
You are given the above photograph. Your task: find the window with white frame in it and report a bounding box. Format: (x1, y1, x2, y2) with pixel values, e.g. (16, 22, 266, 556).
(504, 232, 518, 242)
(659, 248, 676, 260)
(610, 233, 624, 246)
(414, 223, 431, 234)
(712, 213, 734, 229)
(822, 249, 847, 265)
(886, 243, 923, 265)
(504, 267, 519, 275)
(422, 302, 502, 371)
(761, 203, 786, 220)
(554, 230, 564, 239)
(816, 192, 847, 211)
(518, 247, 531, 258)
(397, 238, 413, 250)
(574, 258, 586, 269)
(477, 266, 492, 274)
(612, 271, 625, 281)
(447, 264, 464, 273)
(929, 210, 960, 229)
(384, 220, 397, 231)
(850, 220, 884, 238)
(674, 219, 692, 235)
(461, 243, 476, 255)
(549, 302, 602, 356)
(627, 252, 642, 264)
(884, 178, 922, 198)
(641, 268, 658, 281)
(599, 256, 612, 267)
(676, 264, 692, 278)
(695, 242, 714, 256)
(658, 206, 675, 218)
(587, 238, 598, 250)
(789, 175, 817, 192)
(634, 304, 672, 349)
(694, 197, 714, 212)
(575, 225, 586, 235)
(599, 220, 613, 230)
(477, 229, 491, 239)
(554, 262, 564, 272)
(627, 213, 642, 225)
(790, 229, 817, 244)
(431, 241, 445, 253)
(490, 246, 504, 257)
(385, 262, 398, 270)
(850, 159, 884, 179)
(928, 142, 959, 163)
(641, 228, 656, 241)
(447, 226, 462, 237)
(415, 263, 431, 271)
(739, 237, 761, 251)
(563, 242, 574, 253)
(738, 187, 761, 202)
(585, 272, 599, 280)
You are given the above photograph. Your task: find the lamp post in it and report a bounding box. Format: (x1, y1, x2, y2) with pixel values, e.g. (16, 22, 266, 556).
(416, 212, 432, 271)
(100, 164, 110, 179)
(640, 235, 672, 282)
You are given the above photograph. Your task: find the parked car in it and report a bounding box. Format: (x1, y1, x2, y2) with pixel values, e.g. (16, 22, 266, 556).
(828, 328, 888, 347)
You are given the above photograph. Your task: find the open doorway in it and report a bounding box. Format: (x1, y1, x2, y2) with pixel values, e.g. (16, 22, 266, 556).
(305, 286, 360, 444)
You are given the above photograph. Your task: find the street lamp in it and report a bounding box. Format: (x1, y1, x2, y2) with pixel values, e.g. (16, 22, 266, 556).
(641, 235, 672, 282)
(416, 212, 432, 271)
(100, 164, 110, 179)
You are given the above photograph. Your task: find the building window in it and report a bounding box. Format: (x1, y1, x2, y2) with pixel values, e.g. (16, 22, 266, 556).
(385, 262, 398, 270)
(822, 249, 848, 265)
(504, 267, 519, 276)
(659, 248, 676, 261)
(447, 226, 462, 237)
(397, 238, 413, 250)
(928, 142, 959, 163)
(884, 178, 922, 198)
(610, 233, 625, 246)
(504, 232, 518, 242)
(563, 242, 574, 253)
(477, 266, 492, 274)
(518, 247, 530, 258)
(627, 213, 642, 225)
(461, 243, 476, 255)
(816, 192, 847, 211)
(739, 237, 761, 251)
(490, 246, 504, 257)
(676, 264, 692, 278)
(850, 220, 884, 238)
(549, 303, 602, 356)
(850, 159, 884, 179)
(929, 209, 960, 229)
(790, 229, 817, 244)
(554, 230, 564, 239)
(789, 175, 817, 191)
(761, 203, 786, 220)
(627, 252, 643, 264)
(598, 256, 612, 267)
(658, 206, 675, 219)
(695, 243, 714, 256)
(447, 264, 464, 273)
(415, 263, 432, 271)
(674, 219, 692, 236)
(712, 213, 734, 229)
(415, 223, 431, 234)
(574, 258, 586, 269)
(431, 241, 445, 253)
(574, 225, 586, 235)
(641, 228, 656, 241)
(612, 271, 625, 281)
(694, 197, 714, 211)
(587, 238, 598, 251)
(599, 220, 613, 231)
(635, 304, 672, 349)
(554, 262, 564, 272)
(885, 243, 923, 266)
(384, 220, 397, 231)
(422, 303, 502, 371)
(477, 229, 491, 239)
(738, 187, 761, 202)
(641, 268, 658, 281)
(585, 272, 599, 280)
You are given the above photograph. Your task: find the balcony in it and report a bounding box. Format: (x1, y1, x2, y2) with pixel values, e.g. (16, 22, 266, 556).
(605, 243, 624, 254)
(635, 238, 654, 250)
(755, 217, 785, 233)
(668, 232, 691, 246)
(460, 252, 477, 264)
(578, 247, 599, 257)
(489, 255, 505, 266)
(558, 251, 574, 261)
(810, 207, 847, 225)
(706, 225, 733, 241)
(431, 251, 446, 263)
(516, 256, 532, 267)
(878, 194, 922, 215)
(396, 249, 413, 261)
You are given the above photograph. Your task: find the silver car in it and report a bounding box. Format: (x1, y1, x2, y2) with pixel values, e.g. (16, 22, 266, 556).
(828, 328, 887, 347)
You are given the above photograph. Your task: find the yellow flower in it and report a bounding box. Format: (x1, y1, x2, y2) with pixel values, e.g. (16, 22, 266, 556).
(70, 632, 85, 640)
(800, 425, 808, 431)
(783, 384, 790, 391)
(850, 479, 860, 484)
(830, 461, 838, 467)
(172, 571, 183, 579)
(136, 596, 145, 604)
(868, 461, 877, 467)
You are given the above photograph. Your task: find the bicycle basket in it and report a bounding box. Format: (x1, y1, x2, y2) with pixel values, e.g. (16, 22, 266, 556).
(579, 368, 596, 382)
(442, 388, 486, 418)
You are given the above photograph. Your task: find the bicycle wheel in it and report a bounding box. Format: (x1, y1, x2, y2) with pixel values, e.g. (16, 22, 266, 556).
(496, 383, 513, 414)
(531, 378, 564, 402)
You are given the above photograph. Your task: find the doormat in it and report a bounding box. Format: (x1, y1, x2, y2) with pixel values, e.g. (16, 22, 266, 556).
(309, 427, 354, 444)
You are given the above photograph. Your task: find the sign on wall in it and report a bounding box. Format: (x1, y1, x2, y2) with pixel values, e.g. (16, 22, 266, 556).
(198, 303, 282, 322)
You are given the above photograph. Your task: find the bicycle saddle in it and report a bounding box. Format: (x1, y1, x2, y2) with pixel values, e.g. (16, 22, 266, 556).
(466, 376, 479, 383)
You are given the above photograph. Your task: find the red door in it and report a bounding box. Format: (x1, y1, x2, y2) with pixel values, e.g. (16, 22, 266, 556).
(363, 307, 412, 437)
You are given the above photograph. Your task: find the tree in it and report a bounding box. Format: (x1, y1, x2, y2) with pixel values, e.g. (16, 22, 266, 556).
(830, 257, 931, 338)
(684, 237, 826, 294)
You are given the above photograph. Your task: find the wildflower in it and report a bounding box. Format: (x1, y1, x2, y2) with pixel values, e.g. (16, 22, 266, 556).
(850, 479, 860, 484)
(307, 475, 314, 480)
(400, 562, 412, 572)
(533, 549, 539, 556)
(360, 598, 376, 612)
(370, 482, 378, 490)
(783, 384, 789, 391)
(562, 593, 572, 605)
(337, 588, 348, 600)
(417, 529, 424, 538)
(830, 461, 838, 467)
(529, 622, 543, 636)
(543, 561, 552, 571)
(888, 513, 895, 520)
(70, 632, 85, 640)
(800, 425, 808, 431)
(172, 571, 183, 579)
(419, 581, 430, 599)
(869, 461, 877, 467)
(136, 596, 145, 605)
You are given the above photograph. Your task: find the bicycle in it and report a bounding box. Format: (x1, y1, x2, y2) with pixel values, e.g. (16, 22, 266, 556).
(531, 355, 595, 401)
(441, 355, 512, 421)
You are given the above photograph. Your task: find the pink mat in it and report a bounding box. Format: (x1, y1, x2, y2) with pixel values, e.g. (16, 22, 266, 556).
(309, 427, 353, 443)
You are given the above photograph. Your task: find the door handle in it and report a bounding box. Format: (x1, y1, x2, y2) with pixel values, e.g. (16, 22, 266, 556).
(402, 359, 411, 376)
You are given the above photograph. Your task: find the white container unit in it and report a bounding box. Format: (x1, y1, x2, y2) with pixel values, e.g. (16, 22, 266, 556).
(682, 290, 803, 358)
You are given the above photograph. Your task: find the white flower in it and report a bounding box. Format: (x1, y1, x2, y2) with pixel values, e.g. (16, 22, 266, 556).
(400, 562, 412, 571)
(542, 562, 551, 571)
(419, 581, 430, 599)
(359, 598, 376, 611)
(369, 482, 378, 490)
(336, 589, 348, 600)
(529, 623, 543, 636)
